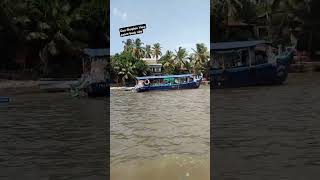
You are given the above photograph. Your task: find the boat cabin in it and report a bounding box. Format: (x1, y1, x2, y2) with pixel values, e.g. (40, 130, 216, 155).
(136, 74, 195, 86)
(211, 40, 277, 70)
(134, 74, 202, 92)
(210, 40, 294, 88)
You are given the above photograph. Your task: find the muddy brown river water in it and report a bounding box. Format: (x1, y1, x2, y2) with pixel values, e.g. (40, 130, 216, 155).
(110, 86, 210, 180)
(0, 93, 108, 180)
(1, 72, 319, 180)
(212, 72, 320, 180)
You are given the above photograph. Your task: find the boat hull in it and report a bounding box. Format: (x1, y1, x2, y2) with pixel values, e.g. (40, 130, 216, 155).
(135, 81, 201, 92)
(85, 82, 110, 97)
(0, 97, 9, 103)
(211, 63, 288, 89)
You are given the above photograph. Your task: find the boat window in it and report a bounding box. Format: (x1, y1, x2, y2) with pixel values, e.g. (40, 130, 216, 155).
(151, 79, 161, 86)
(212, 49, 249, 69)
(254, 50, 268, 65)
(237, 50, 247, 67)
(182, 77, 187, 83)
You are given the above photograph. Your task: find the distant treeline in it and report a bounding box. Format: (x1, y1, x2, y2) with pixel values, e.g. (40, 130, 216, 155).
(110, 38, 210, 85)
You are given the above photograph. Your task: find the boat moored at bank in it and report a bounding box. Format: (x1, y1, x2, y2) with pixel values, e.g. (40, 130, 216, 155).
(134, 74, 202, 92)
(210, 40, 294, 88)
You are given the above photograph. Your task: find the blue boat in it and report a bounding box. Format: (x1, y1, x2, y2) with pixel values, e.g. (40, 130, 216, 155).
(85, 82, 110, 97)
(134, 74, 202, 92)
(210, 40, 294, 88)
(0, 96, 9, 103)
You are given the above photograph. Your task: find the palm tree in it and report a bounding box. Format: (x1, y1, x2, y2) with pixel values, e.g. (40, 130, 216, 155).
(159, 50, 174, 74)
(184, 54, 195, 73)
(133, 38, 144, 59)
(270, 0, 311, 46)
(161, 50, 174, 66)
(222, 0, 243, 20)
(1, 0, 109, 77)
(191, 43, 209, 75)
(213, 0, 243, 40)
(152, 43, 162, 60)
(174, 47, 188, 70)
(117, 61, 135, 85)
(144, 44, 152, 58)
(122, 39, 134, 52)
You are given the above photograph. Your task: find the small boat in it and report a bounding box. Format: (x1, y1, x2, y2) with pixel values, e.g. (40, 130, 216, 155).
(211, 40, 294, 88)
(133, 74, 202, 92)
(0, 96, 9, 103)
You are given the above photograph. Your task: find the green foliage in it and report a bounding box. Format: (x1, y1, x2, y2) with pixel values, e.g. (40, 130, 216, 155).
(152, 43, 162, 60)
(235, 0, 256, 22)
(111, 51, 150, 85)
(144, 45, 152, 58)
(116, 38, 209, 81)
(213, 0, 320, 52)
(159, 44, 210, 76)
(0, 0, 109, 76)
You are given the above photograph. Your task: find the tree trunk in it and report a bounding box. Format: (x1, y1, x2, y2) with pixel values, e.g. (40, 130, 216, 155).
(308, 30, 313, 57)
(122, 77, 126, 86)
(39, 47, 49, 76)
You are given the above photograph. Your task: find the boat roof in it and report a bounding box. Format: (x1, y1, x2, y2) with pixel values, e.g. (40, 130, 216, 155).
(211, 40, 270, 51)
(136, 74, 193, 80)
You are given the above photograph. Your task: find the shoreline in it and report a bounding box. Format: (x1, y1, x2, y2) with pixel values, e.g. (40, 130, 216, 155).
(0, 80, 41, 95)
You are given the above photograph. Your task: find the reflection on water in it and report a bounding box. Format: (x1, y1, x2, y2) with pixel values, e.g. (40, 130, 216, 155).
(212, 73, 320, 179)
(0, 93, 108, 180)
(111, 86, 210, 180)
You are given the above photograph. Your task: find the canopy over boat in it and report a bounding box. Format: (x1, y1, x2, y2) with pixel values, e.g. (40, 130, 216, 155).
(136, 74, 194, 80)
(211, 40, 271, 51)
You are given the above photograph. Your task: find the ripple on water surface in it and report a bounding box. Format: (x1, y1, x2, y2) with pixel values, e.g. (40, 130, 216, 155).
(0, 93, 108, 179)
(111, 86, 210, 179)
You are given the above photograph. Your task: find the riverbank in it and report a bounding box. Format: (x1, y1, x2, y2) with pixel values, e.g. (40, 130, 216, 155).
(289, 61, 320, 73)
(0, 80, 41, 95)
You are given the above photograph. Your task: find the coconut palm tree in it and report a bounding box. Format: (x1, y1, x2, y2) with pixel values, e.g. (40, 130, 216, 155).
(144, 44, 152, 58)
(117, 61, 135, 85)
(270, 0, 311, 46)
(133, 38, 144, 59)
(174, 47, 188, 70)
(183, 54, 195, 73)
(222, 0, 243, 20)
(159, 50, 174, 74)
(111, 51, 149, 85)
(191, 43, 209, 75)
(192, 43, 210, 64)
(212, 0, 243, 40)
(1, 0, 108, 75)
(122, 39, 134, 52)
(152, 43, 162, 60)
